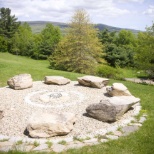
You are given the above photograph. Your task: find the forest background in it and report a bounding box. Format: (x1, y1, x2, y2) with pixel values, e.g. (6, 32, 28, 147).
(0, 7, 154, 79)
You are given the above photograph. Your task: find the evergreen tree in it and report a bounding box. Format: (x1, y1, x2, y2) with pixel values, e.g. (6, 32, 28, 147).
(0, 7, 20, 52)
(50, 10, 103, 74)
(99, 29, 136, 67)
(0, 36, 7, 52)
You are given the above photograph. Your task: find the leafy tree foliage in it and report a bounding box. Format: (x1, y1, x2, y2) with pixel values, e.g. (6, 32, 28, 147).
(0, 7, 20, 52)
(49, 10, 103, 74)
(136, 23, 154, 77)
(11, 22, 33, 56)
(116, 30, 136, 46)
(31, 33, 42, 59)
(38, 23, 61, 59)
(10, 23, 61, 60)
(99, 29, 136, 67)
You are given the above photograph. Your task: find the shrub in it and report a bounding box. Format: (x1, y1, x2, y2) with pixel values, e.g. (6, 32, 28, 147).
(96, 65, 123, 79)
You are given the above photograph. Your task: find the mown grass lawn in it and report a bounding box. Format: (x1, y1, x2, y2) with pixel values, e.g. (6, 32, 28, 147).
(117, 68, 148, 79)
(0, 52, 83, 87)
(0, 52, 154, 154)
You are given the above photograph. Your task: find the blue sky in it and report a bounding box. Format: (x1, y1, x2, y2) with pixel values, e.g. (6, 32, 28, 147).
(0, 0, 154, 30)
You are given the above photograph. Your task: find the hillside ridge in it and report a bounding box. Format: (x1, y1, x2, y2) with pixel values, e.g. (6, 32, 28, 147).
(22, 21, 141, 34)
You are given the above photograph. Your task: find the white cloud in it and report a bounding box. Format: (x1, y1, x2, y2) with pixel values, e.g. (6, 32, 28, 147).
(0, 0, 130, 22)
(117, 0, 144, 3)
(143, 5, 154, 17)
(1, 0, 152, 30)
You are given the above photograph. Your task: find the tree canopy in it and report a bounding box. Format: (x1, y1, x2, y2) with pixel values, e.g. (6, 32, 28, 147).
(135, 23, 154, 77)
(99, 29, 136, 67)
(11, 22, 33, 56)
(0, 7, 20, 52)
(49, 9, 103, 74)
(38, 23, 61, 59)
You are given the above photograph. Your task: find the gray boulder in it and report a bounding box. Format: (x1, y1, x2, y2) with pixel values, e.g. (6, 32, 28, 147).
(106, 83, 131, 96)
(78, 75, 109, 89)
(44, 76, 71, 85)
(27, 112, 76, 138)
(7, 74, 33, 90)
(86, 96, 140, 122)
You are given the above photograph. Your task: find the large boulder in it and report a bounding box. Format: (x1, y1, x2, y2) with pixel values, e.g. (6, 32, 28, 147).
(78, 75, 109, 89)
(44, 76, 71, 85)
(86, 96, 140, 122)
(26, 112, 76, 138)
(7, 74, 33, 90)
(106, 83, 131, 96)
(0, 110, 4, 119)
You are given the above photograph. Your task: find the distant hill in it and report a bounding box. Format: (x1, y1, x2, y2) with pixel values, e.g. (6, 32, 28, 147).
(22, 21, 141, 34)
(95, 24, 140, 34)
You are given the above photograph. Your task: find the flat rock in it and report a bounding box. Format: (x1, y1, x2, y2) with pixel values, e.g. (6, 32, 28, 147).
(13, 144, 33, 152)
(100, 139, 108, 143)
(83, 138, 98, 143)
(44, 76, 70, 85)
(139, 117, 146, 123)
(0, 146, 13, 152)
(33, 143, 48, 151)
(106, 135, 119, 140)
(78, 75, 109, 88)
(84, 142, 99, 146)
(0, 141, 14, 152)
(129, 123, 142, 127)
(86, 96, 140, 122)
(0, 141, 14, 147)
(65, 143, 84, 150)
(7, 74, 33, 90)
(52, 144, 66, 153)
(113, 131, 123, 137)
(106, 83, 131, 96)
(122, 125, 139, 136)
(27, 112, 76, 138)
(0, 135, 9, 140)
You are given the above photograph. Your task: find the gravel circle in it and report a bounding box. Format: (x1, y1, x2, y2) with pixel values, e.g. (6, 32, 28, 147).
(0, 81, 141, 141)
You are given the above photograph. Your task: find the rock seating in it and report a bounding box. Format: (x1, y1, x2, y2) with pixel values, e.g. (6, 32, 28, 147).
(106, 83, 132, 96)
(78, 75, 109, 88)
(86, 82, 140, 122)
(86, 96, 140, 122)
(44, 76, 71, 85)
(4, 75, 142, 141)
(7, 74, 33, 90)
(0, 76, 144, 152)
(26, 112, 76, 138)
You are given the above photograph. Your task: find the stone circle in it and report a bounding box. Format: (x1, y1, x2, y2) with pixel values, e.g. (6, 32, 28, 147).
(0, 80, 142, 151)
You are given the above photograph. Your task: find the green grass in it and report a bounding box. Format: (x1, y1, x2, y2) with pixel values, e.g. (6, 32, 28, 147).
(0, 52, 83, 87)
(58, 140, 67, 145)
(33, 141, 40, 147)
(45, 140, 53, 148)
(16, 140, 23, 145)
(117, 68, 148, 79)
(0, 52, 154, 154)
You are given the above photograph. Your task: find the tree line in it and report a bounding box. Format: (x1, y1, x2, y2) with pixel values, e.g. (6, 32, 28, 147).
(0, 8, 154, 77)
